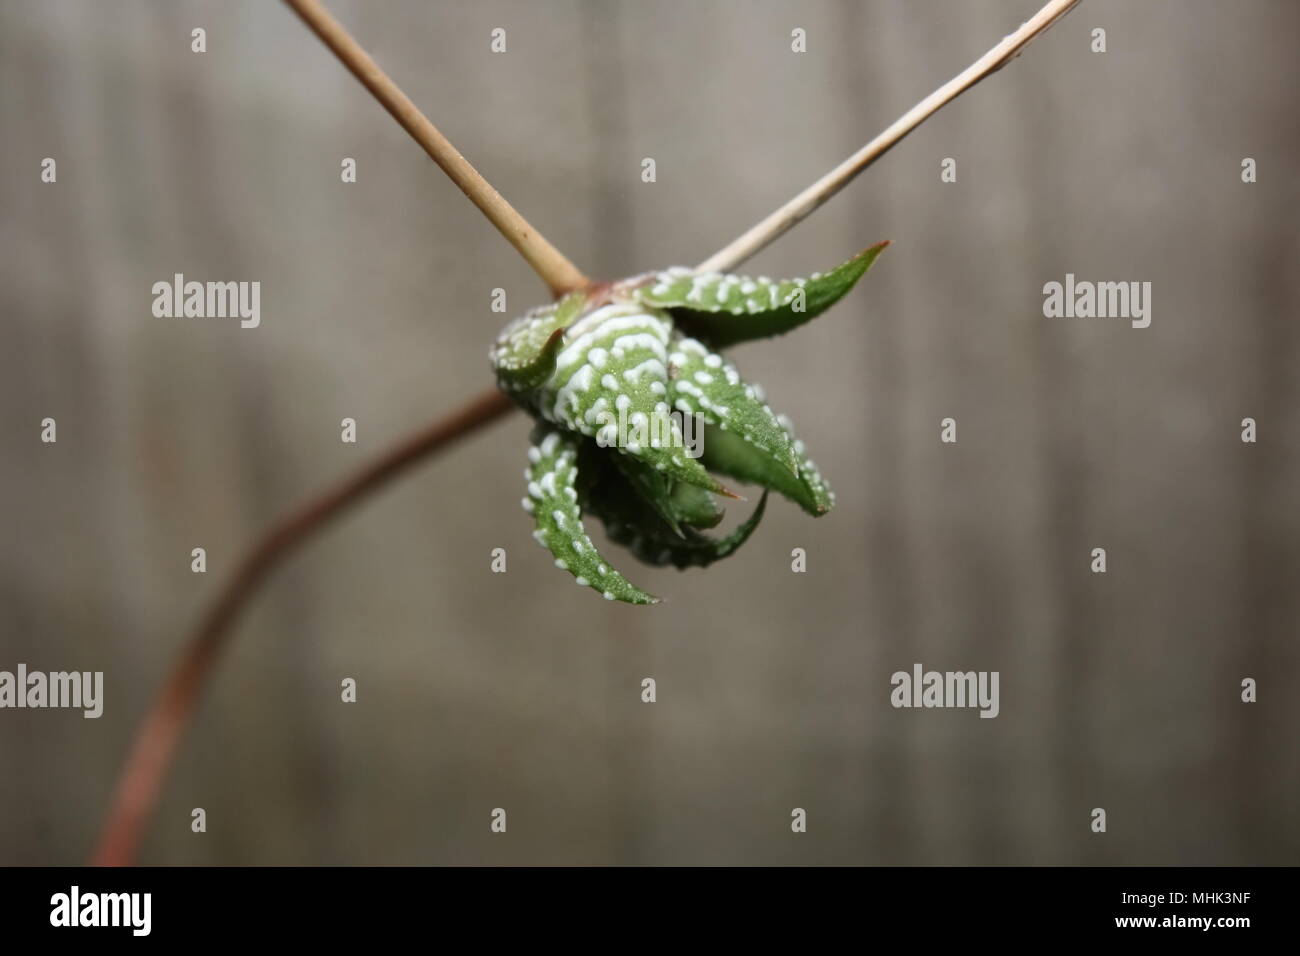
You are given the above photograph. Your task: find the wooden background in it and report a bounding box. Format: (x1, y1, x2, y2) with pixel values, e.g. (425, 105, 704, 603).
(1, 0, 1296, 864)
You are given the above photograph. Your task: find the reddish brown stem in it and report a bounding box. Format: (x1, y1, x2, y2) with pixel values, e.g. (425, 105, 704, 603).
(91, 388, 514, 866)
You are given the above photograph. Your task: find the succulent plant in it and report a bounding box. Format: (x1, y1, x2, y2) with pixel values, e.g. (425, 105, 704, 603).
(491, 241, 889, 604)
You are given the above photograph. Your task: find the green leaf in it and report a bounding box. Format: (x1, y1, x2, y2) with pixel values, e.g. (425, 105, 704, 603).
(633, 241, 889, 347)
(608, 449, 686, 536)
(699, 423, 834, 517)
(667, 334, 797, 473)
(578, 443, 767, 569)
(524, 427, 658, 605)
(621, 493, 767, 570)
(608, 446, 725, 535)
(490, 291, 586, 394)
(537, 302, 725, 494)
(668, 480, 724, 529)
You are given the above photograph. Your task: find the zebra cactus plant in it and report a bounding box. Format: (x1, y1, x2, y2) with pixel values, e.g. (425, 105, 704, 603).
(491, 241, 889, 604)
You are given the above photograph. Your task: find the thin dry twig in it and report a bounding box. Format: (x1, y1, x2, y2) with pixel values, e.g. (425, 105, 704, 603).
(91, 389, 513, 867)
(284, 0, 589, 298)
(697, 0, 1080, 274)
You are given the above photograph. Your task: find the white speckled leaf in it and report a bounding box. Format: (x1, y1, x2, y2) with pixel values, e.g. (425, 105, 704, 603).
(667, 334, 797, 474)
(633, 241, 888, 347)
(523, 428, 658, 605)
(490, 291, 587, 393)
(700, 421, 835, 517)
(537, 302, 723, 493)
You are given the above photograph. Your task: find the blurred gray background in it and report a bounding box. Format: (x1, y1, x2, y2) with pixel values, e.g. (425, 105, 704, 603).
(2, 0, 1296, 865)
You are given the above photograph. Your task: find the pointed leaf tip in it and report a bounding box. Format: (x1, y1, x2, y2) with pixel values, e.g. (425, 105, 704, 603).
(634, 242, 889, 347)
(700, 423, 834, 517)
(524, 427, 659, 605)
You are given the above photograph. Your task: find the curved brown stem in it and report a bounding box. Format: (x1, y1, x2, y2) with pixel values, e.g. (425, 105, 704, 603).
(91, 388, 514, 866)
